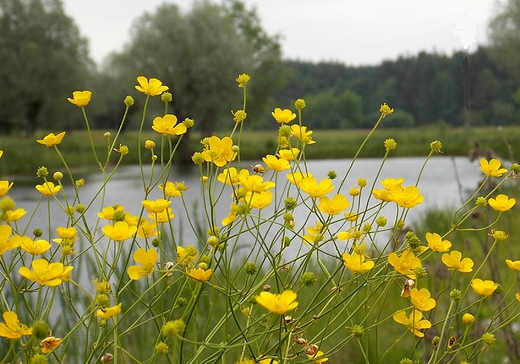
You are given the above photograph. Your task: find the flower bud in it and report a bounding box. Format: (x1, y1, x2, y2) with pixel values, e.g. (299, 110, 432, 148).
(376, 216, 387, 227)
(123, 96, 134, 106)
(161, 92, 173, 103)
(192, 152, 205, 165)
(183, 117, 195, 128)
(0, 196, 15, 212)
(450, 289, 462, 300)
(430, 140, 442, 153)
(384, 138, 397, 151)
(104, 132, 110, 138)
(232, 145, 239, 153)
(37, 166, 49, 178)
(145, 140, 155, 150)
(32, 320, 50, 339)
(294, 98, 306, 110)
(207, 235, 219, 247)
(462, 313, 475, 325)
(475, 196, 487, 208)
(162, 319, 185, 337)
(357, 177, 367, 187)
(236, 73, 250, 88)
(155, 342, 169, 354)
(349, 188, 360, 196)
(481, 332, 495, 346)
(300, 272, 317, 286)
(53, 171, 63, 181)
(244, 262, 257, 275)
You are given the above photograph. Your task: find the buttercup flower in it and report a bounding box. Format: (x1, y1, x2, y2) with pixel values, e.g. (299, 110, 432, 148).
(36, 132, 66, 147)
(271, 108, 296, 124)
(96, 303, 122, 319)
(488, 194, 516, 212)
(127, 248, 158, 280)
(287, 172, 312, 185)
(262, 155, 290, 172)
(149, 208, 174, 223)
(442, 250, 474, 273)
(4, 208, 26, 222)
(278, 148, 300, 161)
(151, 114, 187, 136)
(426, 232, 452, 253)
(246, 191, 273, 209)
(307, 351, 328, 363)
(136, 220, 158, 239)
(409, 288, 436, 311)
(299, 177, 334, 197)
(35, 182, 62, 196)
(0, 311, 32, 339)
(388, 250, 422, 279)
(135, 76, 169, 96)
(13, 235, 51, 255)
(177, 245, 198, 264)
(98, 205, 124, 220)
(239, 174, 275, 193)
(506, 259, 520, 271)
(187, 267, 213, 282)
(256, 290, 298, 314)
(159, 181, 182, 197)
(291, 124, 315, 144)
(258, 359, 279, 364)
(236, 73, 250, 87)
(142, 198, 171, 213)
(102, 221, 137, 242)
(40, 336, 62, 353)
(318, 194, 350, 215)
(201, 136, 236, 167)
(67, 90, 92, 107)
(389, 185, 424, 208)
(480, 158, 507, 177)
(0, 181, 13, 197)
(342, 252, 374, 273)
(393, 310, 431, 337)
(18, 259, 73, 286)
(217, 167, 249, 186)
(0, 225, 18, 255)
(471, 278, 498, 297)
(380, 103, 394, 116)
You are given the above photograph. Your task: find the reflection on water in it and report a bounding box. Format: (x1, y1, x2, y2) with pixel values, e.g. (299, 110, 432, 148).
(8, 156, 483, 251)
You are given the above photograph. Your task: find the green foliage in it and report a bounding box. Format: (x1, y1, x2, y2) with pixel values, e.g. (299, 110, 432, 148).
(303, 88, 363, 129)
(0, 0, 91, 135)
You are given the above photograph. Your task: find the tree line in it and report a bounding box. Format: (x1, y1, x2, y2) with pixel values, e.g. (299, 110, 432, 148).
(1, 0, 519, 137)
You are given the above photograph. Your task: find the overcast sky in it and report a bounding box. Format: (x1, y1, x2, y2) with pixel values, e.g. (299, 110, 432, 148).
(64, 0, 496, 67)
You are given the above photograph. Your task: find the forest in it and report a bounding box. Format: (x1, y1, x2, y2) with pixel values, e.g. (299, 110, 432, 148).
(0, 0, 519, 136)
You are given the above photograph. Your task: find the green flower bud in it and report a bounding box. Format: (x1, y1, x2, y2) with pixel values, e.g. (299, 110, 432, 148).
(413, 266, 427, 279)
(357, 177, 367, 187)
(384, 138, 397, 151)
(430, 140, 442, 153)
(395, 219, 405, 229)
(294, 98, 306, 110)
(376, 216, 387, 227)
(152, 238, 161, 247)
(207, 235, 219, 247)
(462, 313, 475, 325)
(284, 197, 297, 211)
(123, 96, 134, 106)
(65, 206, 75, 217)
(232, 145, 239, 153)
(475, 196, 487, 207)
(300, 272, 317, 287)
(32, 320, 50, 339)
(192, 152, 205, 165)
(183, 117, 195, 128)
(481, 332, 495, 346)
(162, 319, 185, 337)
(29, 354, 48, 364)
(399, 359, 413, 364)
(350, 324, 364, 338)
(145, 140, 155, 150)
(112, 210, 126, 222)
(33, 228, 43, 238)
(327, 170, 337, 179)
(279, 125, 291, 137)
(0, 196, 15, 212)
(37, 166, 49, 178)
(95, 294, 111, 309)
(450, 289, 462, 301)
(104, 132, 110, 138)
(198, 262, 208, 270)
(75, 204, 86, 214)
(176, 297, 187, 308)
(244, 262, 258, 275)
(75, 178, 84, 187)
(53, 171, 63, 181)
(155, 342, 169, 354)
(161, 92, 173, 103)
(510, 163, 520, 174)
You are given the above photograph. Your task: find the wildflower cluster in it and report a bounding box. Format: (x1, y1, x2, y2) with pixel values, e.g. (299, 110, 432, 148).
(0, 74, 518, 364)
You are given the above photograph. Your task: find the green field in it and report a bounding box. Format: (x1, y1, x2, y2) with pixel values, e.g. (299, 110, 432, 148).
(0, 125, 518, 177)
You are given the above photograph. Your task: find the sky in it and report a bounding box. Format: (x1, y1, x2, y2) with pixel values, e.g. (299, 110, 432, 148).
(63, 0, 496, 67)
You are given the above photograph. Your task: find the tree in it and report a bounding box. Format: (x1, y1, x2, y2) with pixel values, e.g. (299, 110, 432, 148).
(103, 0, 283, 137)
(489, 0, 520, 82)
(0, 0, 91, 135)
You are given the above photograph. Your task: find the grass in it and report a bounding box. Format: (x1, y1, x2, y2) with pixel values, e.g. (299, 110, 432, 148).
(1, 125, 518, 177)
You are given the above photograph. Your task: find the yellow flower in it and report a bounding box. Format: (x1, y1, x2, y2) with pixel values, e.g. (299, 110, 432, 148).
(388, 250, 422, 279)
(149, 207, 175, 223)
(114, 144, 129, 155)
(262, 155, 290, 172)
(97, 205, 124, 220)
(258, 359, 279, 364)
(4, 208, 26, 222)
(379, 103, 394, 116)
(136, 219, 158, 239)
(291, 124, 315, 144)
(277, 148, 300, 161)
(35, 181, 62, 196)
(303, 221, 324, 245)
(236, 73, 250, 88)
(222, 203, 240, 226)
(187, 267, 213, 282)
(13, 235, 51, 255)
(393, 310, 431, 337)
(67, 90, 92, 107)
(471, 278, 498, 297)
(271, 108, 296, 124)
(425, 232, 452, 253)
(380, 177, 404, 190)
(0, 311, 32, 339)
(0, 180, 13, 197)
(142, 198, 172, 213)
(127, 248, 158, 280)
(159, 181, 182, 197)
(287, 171, 312, 185)
(217, 167, 248, 186)
(102, 221, 137, 242)
(201, 136, 236, 167)
(239, 175, 275, 193)
(480, 158, 507, 177)
(96, 303, 122, 319)
(409, 288, 436, 311)
(0, 225, 18, 255)
(516, 292, 520, 303)
(177, 245, 198, 264)
(488, 194, 516, 212)
(442, 250, 473, 272)
(317, 194, 350, 215)
(40, 336, 62, 353)
(56, 226, 77, 240)
(389, 185, 424, 208)
(0, 150, 2, 158)
(246, 191, 273, 209)
(342, 252, 374, 273)
(151, 114, 187, 136)
(506, 259, 520, 271)
(255, 290, 298, 314)
(299, 177, 334, 197)
(135, 76, 169, 96)
(307, 351, 328, 363)
(36, 132, 66, 147)
(18, 259, 73, 286)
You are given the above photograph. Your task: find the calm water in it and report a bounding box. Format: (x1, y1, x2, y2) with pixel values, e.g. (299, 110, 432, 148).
(7, 156, 483, 246)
